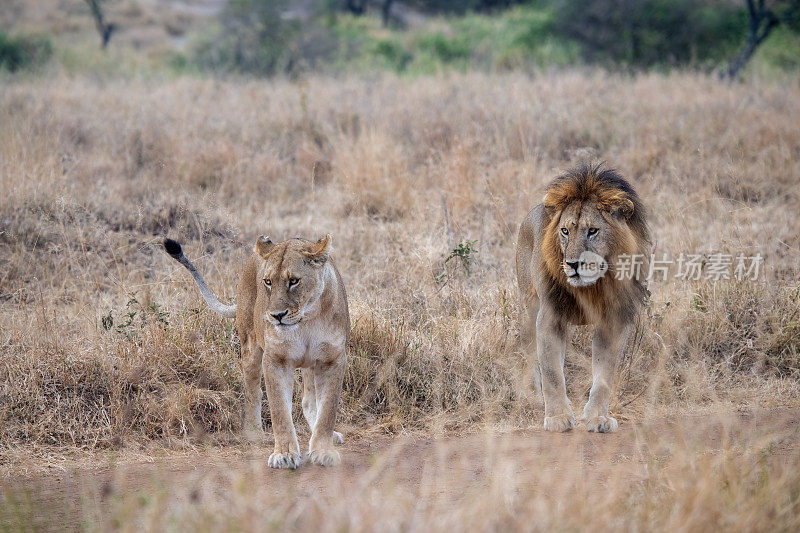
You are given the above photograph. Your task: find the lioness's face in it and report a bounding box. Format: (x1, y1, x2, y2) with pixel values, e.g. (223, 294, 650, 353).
(556, 203, 612, 287)
(255, 235, 331, 328)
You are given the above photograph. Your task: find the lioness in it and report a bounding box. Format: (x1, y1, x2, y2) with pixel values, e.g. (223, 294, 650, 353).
(516, 163, 650, 433)
(164, 235, 349, 468)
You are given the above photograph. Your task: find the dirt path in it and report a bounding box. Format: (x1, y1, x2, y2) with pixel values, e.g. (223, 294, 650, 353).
(3, 407, 799, 530)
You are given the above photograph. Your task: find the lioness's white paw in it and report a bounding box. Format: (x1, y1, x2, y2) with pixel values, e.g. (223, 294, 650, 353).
(268, 451, 302, 469)
(333, 431, 344, 445)
(308, 448, 341, 467)
(585, 415, 618, 433)
(543, 413, 576, 432)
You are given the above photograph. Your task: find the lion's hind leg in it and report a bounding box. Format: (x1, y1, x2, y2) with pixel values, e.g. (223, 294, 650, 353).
(520, 290, 542, 398)
(537, 309, 575, 432)
(516, 214, 543, 398)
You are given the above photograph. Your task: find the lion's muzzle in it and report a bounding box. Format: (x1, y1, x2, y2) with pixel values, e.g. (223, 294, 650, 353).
(564, 251, 608, 287)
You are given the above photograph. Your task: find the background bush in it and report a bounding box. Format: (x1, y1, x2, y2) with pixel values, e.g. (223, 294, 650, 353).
(179, 0, 797, 76)
(0, 32, 52, 72)
(550, 0, 747, 68)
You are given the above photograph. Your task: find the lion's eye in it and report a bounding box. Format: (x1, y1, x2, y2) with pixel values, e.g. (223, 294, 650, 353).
(588, 227, 598, 236)
(288, 278, 299, 287)
(263, 279, 271, 288)
(560, 227, 569, 236)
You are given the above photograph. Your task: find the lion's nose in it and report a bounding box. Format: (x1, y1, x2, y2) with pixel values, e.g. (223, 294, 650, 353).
(271, 310, 288, 322)
(565, 260, 581, 271)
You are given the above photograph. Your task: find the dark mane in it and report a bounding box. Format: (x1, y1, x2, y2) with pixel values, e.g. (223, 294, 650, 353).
(545, 162, 650, 246)
(540, 162, 651, 324)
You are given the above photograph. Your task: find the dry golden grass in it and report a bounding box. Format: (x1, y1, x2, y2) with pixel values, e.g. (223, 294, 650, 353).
(2, 409, 799, 531)
(1, 69, 799, 529)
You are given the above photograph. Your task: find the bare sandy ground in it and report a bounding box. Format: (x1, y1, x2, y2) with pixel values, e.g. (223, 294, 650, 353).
(2, 407, 798, 530)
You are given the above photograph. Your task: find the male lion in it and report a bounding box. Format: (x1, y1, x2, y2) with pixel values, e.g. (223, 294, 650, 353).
(515, 163, 650, 433)
(164, 235, 349, 468)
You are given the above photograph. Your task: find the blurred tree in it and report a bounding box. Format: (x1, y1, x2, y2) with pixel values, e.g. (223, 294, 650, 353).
(723, 0, 800, 78)
(193, 0, 341, 75)
(408, 0, 528, 14)
(552, 0, 745, 68)
(345, 0, 368, 15)
(219, 0, 293, 74)
(381, 0, 395, 26)
(342, 0, 396, 26)
(342, 0, 528, 18)
(84, 0, 115, 49)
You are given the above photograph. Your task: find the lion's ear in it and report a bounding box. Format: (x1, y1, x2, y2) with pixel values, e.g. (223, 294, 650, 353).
(303, 234, 331, 265)
(596, 189, 635, 219)
(542, 192, 559, 217)
(608, 197, 634, 220)
(254, 235, 275, 259)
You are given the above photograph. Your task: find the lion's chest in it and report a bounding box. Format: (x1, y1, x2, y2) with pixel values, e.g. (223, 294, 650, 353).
(262, 320, 345, 367)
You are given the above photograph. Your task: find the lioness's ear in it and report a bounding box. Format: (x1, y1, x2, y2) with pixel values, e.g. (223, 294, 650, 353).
(255, 235, 275, 259)
(304, 234, 331, 265)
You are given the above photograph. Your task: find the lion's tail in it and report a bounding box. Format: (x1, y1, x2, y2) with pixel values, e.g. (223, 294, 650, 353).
(163, 239, 237, 319)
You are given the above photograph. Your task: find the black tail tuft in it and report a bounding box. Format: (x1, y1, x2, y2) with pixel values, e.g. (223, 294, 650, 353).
(163, 238, 183, 257)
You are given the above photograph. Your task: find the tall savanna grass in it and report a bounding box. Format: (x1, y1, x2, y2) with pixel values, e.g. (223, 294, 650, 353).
(1, 71, 799, 454)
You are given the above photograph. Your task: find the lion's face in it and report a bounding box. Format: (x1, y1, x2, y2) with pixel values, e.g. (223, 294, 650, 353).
(555, 202, 615, 288)
(255, 235, 332, 328)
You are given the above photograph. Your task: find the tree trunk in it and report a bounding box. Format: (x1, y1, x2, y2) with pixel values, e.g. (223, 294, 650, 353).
(724, 36, 759, 80)
(85, 0, 115, 49)
(382, 0, 394, 27)
(722, 0, 779, 80)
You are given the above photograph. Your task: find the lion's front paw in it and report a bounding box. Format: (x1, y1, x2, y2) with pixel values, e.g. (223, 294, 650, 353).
(307, 448, 341, 467)
(333, 431, 344, 445)
(543, 413, 576, 432)
(268, 451, 302, 469)
(584, 415, 618, 433)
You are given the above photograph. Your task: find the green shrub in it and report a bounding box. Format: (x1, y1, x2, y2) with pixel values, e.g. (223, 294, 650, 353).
(372, 38, 413, 71)
(417, 32, 471, 63)
(0, 33, 52, 72)
(757, 25, 800, 71)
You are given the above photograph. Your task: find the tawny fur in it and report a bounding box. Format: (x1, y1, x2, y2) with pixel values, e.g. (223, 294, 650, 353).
(516, 163, 650, 433)
(165, 235, 349, 468)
